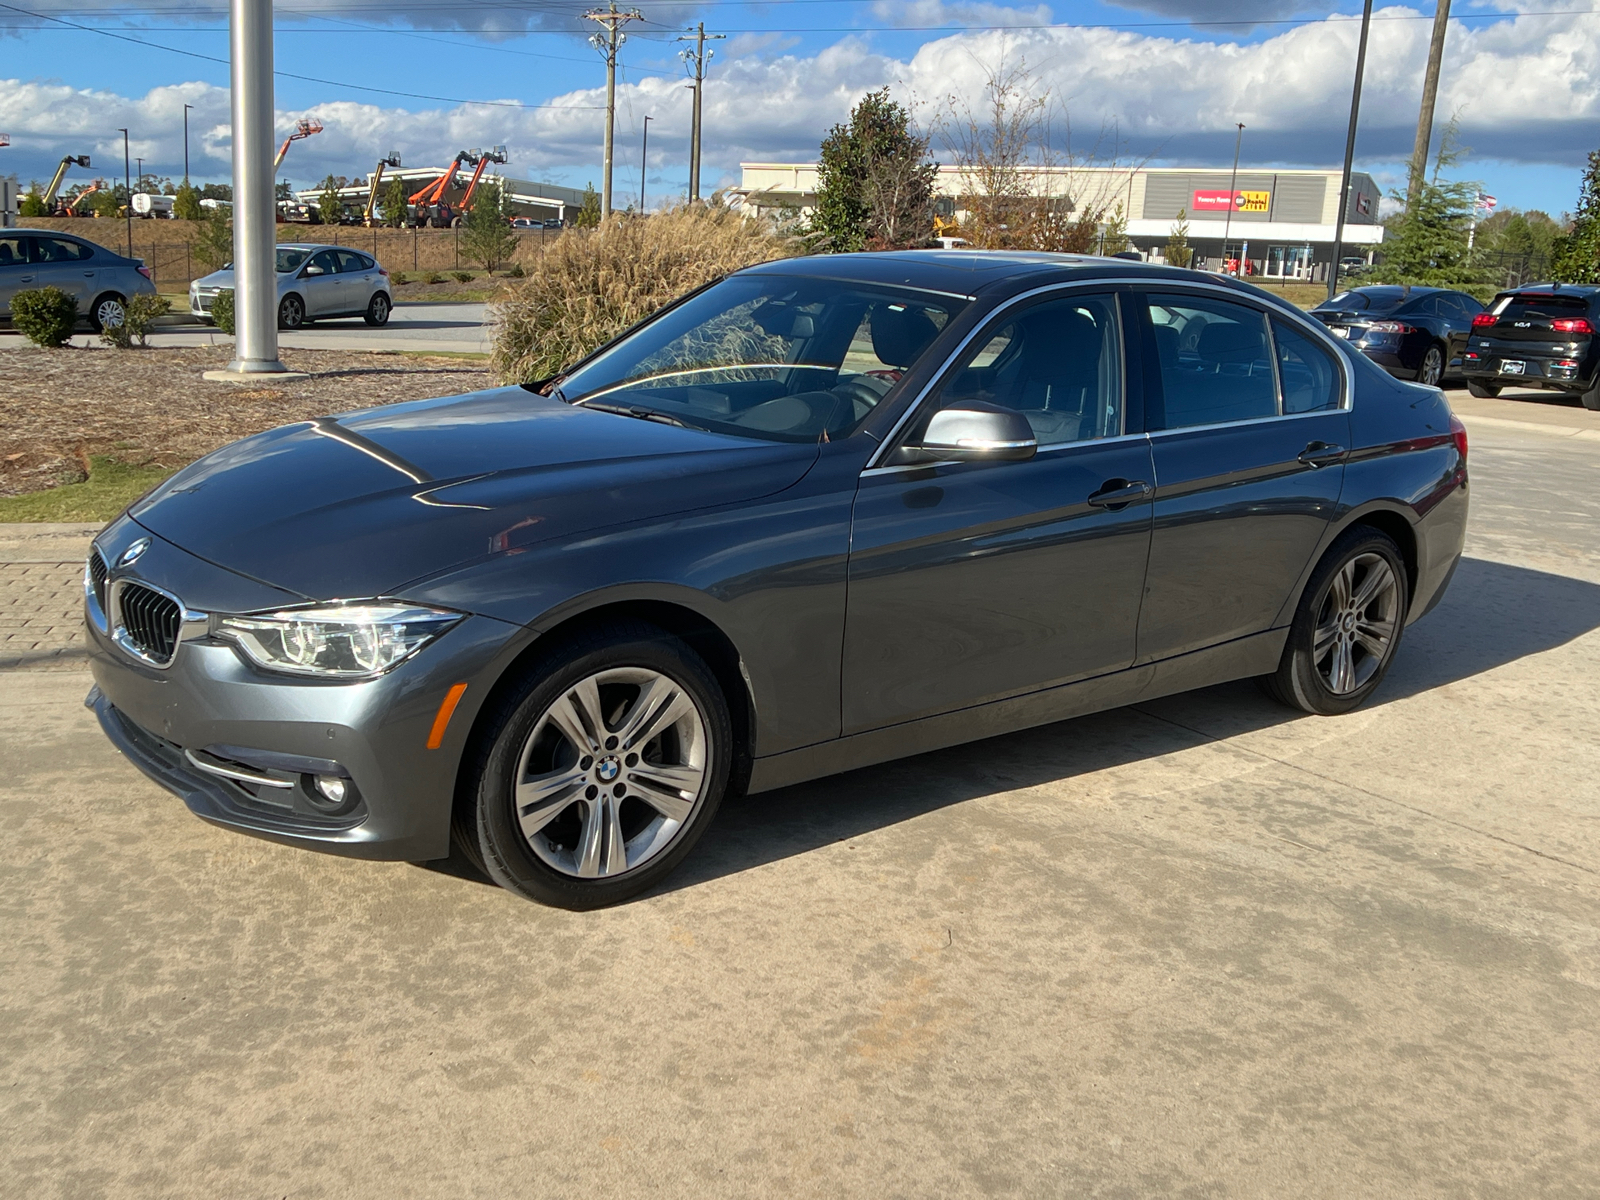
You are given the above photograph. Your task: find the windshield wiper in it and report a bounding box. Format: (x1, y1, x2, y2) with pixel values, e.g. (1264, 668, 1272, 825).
(579, 401, 691, 428)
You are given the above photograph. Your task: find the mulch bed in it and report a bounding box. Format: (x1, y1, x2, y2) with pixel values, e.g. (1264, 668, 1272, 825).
(0, 345, 493, 498)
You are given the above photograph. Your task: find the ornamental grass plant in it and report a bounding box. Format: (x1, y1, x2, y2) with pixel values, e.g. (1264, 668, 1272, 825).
(489, 204, 800, 385)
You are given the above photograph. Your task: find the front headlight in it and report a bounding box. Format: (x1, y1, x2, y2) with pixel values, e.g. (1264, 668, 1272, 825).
(215, 602, 463, 678)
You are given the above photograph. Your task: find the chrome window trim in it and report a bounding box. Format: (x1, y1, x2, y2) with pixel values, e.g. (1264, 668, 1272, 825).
(1144, 407, 1345, 442)
(860, 430, 1151, 478)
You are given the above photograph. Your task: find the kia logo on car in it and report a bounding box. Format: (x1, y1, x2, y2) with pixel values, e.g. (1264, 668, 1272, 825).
(1514, 322, 1532, 328)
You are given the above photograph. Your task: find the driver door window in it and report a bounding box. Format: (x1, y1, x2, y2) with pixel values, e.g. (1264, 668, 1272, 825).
(933, 294, 1124, 446)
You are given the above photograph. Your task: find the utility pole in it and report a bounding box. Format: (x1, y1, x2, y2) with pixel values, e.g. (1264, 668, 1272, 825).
(640, 115, 651, 211)
(118, 128, 132, 256)
(183, 103, 192, 184)
(1329, 0, 1375, 301)
(586, 2, 642, 221)
(1221, 122, 1244, 276)
(1406, 0, 1451, 212)
(677, 23, 723, 202)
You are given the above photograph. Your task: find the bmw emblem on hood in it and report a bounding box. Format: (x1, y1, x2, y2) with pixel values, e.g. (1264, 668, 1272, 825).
(118, 537, 151, 567)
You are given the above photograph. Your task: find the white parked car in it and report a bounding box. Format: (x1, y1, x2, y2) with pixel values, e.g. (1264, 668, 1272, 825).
(190, 243, 393, 329)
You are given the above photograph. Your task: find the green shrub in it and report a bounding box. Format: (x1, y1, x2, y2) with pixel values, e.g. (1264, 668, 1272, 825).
(101, 293, 171, 348)
(19, 192, 48, 218)
(504, 261, 526, 278)
(172, 183, 203, 221)
(490, 203, 800, 384)
(453, 270, 474, 283)
(11, 287, 80, 347)
(210, 288, 235, 335)
(390, 270, 408, 286)
(424, 272, 445, 284)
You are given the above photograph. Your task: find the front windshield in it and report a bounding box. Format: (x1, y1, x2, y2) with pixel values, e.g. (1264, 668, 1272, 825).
(276, 248, 311, 273)
(551, 274, 967, 443)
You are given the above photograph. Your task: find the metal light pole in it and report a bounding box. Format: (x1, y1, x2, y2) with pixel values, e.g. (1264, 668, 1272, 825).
(136, 157, 144, 194)
(118, 128, 132, 256)
(1406, 0, 1451, 212)
(677, 22, 723, 202)
(586, 2, 642, 221)
(640, 115, 650, 211)
(221, 0, 288, 375)
(1221, 122, 1244, 275)
(183, 103, 193, 184)
(1329, 0, 1375, 300)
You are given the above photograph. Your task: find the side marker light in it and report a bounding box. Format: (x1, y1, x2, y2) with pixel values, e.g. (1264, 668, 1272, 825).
(427, 683, 469, 750)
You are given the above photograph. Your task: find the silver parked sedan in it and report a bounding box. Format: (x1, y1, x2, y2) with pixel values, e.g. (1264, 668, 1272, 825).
(190, 243, 393, 329)
(0, 228, 158, 331)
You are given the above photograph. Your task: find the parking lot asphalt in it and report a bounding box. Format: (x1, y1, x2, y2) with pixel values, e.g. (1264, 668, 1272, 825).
(1, 417, 1597, 1197)
(0, 301, 491, 356)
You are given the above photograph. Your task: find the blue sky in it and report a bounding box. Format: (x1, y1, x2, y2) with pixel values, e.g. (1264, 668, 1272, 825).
(1, 0, 1594, 215)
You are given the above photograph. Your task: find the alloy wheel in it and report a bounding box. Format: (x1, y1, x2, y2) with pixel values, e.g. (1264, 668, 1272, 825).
(96, 298, 126, 330)
(1313, 552, 1399, 694)
(513, 667, 709, 879)
(279, 295, 303, 329)
(1420, 346, 1443, 387)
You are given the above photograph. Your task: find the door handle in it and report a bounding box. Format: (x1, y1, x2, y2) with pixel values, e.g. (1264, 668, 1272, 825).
(19, 274, 34, 282)
(1087, 478, 1153, 510)
(1297, 442, 1346, 468)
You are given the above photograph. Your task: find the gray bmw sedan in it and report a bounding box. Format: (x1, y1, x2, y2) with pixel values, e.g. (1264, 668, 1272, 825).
(86, 252, 1468, 908)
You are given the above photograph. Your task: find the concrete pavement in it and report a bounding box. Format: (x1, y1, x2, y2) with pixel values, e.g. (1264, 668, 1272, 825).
(1, 421, 1597, 1197)
(0, 301, 491, 356)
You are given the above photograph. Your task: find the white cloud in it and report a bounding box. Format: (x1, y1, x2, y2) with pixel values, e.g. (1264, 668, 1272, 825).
(3, 6, 1595, 195)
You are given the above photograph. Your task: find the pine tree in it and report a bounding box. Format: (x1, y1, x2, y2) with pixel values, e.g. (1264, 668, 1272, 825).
(380, 176, 409, 227)
(461, 180, 518, 273)
(572, 183, 602, 229)
(813, 88, 936, 252)
(193, 204, 233, 271)
(318, 174, 343, 225)
(19, 191, 48, 218)
(1552, 148, 1600, 284)
(1367, 124, 1484, 288)
(1099, 202, 1130, 255)
(1164, 208, 1192, 268)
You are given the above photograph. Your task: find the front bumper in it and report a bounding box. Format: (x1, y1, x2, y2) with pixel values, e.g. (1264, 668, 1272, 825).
(86, 521, 524, 861)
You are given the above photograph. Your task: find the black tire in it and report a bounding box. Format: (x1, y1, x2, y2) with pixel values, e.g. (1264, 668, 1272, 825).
(277, 293, 305, 330)
(1418, 344, 1444, 388)
(1260, 526, 1410, 716)
(1580, 377, 1600, 411)
(89, 293, 126, 333)
(1467, 379, 1501, 399)
(461, 622, 733, 909)
(364, 291, 391, 327)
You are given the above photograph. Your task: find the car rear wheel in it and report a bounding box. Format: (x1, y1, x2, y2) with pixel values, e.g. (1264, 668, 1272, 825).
(461, 622, 733, 909)
(1418, 345, 1444, 387)
(1467, 379, 1501, 398)
(277, 293, 305, 330)
(1260, 527, 1409, 716)
(1580, 376, 1600, 411)
(364, 292, 391, 327)
(89, 293, 126, 333)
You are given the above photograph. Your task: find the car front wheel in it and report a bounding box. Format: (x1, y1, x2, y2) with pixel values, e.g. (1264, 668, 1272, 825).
(1467, 379, 1501, 398)
(277, 293, 305, 330)
(364, 292, 391, 327)
(90, 293, 126, 333)
(1418, 344, 1444, 387)
(462, 622, 733, 909)
(1260, 527, 1409, 716)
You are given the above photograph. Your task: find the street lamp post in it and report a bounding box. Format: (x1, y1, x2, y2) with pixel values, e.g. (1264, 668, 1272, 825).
(640, 115, 650, 211)
(118, 127, 132, 257)
(136, 157, 144, 195)
(1221, 122, 1244, 276)
(214, 0, 291, 377)
(1329, 0, 1375, 300)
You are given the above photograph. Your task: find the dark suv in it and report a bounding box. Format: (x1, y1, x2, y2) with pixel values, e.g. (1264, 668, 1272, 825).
(1462, 285, 1600, 409)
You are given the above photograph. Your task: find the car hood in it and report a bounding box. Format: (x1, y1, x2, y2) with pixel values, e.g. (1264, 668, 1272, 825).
(131, 387, 821, 601)
(192, 269, 292, 289)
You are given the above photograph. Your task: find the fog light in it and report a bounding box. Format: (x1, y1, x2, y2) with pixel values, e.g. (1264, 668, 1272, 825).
(314, 776, 348, 804)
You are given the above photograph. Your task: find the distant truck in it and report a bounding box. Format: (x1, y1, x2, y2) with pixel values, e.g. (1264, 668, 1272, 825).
(132, 192, 174, 218)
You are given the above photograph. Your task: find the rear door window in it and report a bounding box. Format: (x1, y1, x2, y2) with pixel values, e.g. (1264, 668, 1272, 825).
(336, 250, 374, 273)
(1144, 294, 1277, 429)
(1273, 320, 1340, 414)
(35, 238, 94, 263)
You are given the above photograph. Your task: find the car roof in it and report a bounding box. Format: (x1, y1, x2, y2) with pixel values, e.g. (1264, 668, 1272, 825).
(277, 243, 369, 253)
(737, 249, 1299, 308)
(1498, 283, 1600, 297)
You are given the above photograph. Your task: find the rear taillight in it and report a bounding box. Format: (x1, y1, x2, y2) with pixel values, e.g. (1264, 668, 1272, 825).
(1366, 321, 1413, 334)
(1471, 312, 1497, 328)
(136, 265, 153, 281)
(1552, 317, 1593, 334)
(1450, 413, 1468, 464)
(378, 267, 388, 276)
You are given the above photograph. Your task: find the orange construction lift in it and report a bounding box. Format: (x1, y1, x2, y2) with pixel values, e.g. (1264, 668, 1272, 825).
(273, 118, 324, 173)
(407, 146, 507, 226)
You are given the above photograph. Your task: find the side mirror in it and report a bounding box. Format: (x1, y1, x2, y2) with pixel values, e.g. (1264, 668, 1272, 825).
(918, 403, 1037, 462)
(302, 264, 324, 277)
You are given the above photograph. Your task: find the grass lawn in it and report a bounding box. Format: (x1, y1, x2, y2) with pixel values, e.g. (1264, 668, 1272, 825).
(0, 456, 174, 522)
